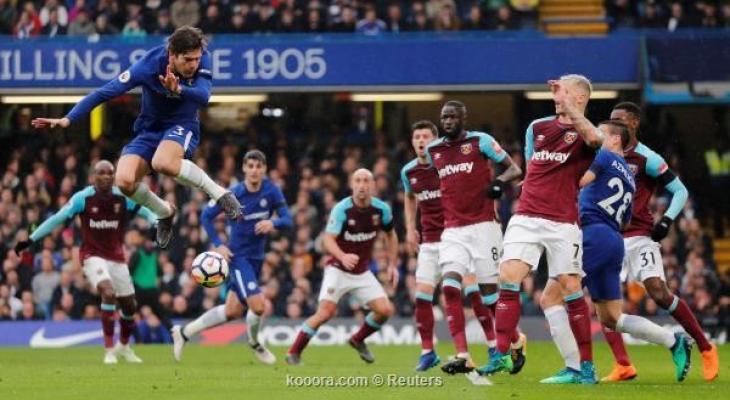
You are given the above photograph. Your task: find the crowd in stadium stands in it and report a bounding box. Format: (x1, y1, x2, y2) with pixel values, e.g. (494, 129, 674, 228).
(3, 0, 730, 39)
(606, 0, 730, 30)
(0, 0, 536, 38)
(0, 106, 727, 341)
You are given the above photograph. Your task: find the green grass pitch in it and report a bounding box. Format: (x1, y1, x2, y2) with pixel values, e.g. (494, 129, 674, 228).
(0, 342, 726, 400)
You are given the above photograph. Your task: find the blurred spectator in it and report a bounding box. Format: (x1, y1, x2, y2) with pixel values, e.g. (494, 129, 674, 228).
(407, 10, 433, 31)
(700, 2, 720, 28)
(41, 8, 67, 37)
(67, 9, 96, 36)
(304, 8, 326, 33)
(153, 9, 175, 34)
(122, 18, 147, 37)
(277, 6, 300, 33)
(462, 4, 488, 30)
(667, 1, 692, 31)
(639, 1, 666, 28)
(489, 5, 519, 30)
(14, 2, 42, 38)
(606, 0, 638, 28)
(356, 5, 386, 35)
(250, 0, 277, 33)
(330, 4, 356, 32)
(171, 0, 201, 28)
(31, 252, 60, 317)
(39, 0, 68, 28)
(426, 0, 457, 19)
(95, 13, 120, 35)
(434, 3, 460, 31)
(200, 3, 228, 34)
(0, 0, 17, 35)
(385, 2, 405, 33)
(136, 305, 173, 343)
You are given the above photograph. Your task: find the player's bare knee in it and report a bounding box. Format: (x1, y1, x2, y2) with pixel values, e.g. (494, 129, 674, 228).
(645, 278, 672, 308)
(600, 314, 618, 330)
(114, 173, 136, 195)
(375, 300, 394, 319)
(499, 260, 527, 283)
(225, 302, 245, 320)
(248, 297, 265, 316)
(151, 153, 176, 176)
(558, 274, 582, 294)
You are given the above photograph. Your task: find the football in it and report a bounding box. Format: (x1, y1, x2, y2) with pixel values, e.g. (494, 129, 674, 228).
(191, 251, 229, 288)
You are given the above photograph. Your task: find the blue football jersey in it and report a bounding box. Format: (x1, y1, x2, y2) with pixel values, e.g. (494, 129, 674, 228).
(201, 180, 292, 260)
(66, 45, 213, 134)
(579, 149, 636, 231)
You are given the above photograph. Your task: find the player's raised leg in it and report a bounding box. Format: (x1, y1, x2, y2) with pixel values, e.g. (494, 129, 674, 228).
(172, 290, 244, 362)
(152, 139, 242, 220)
(115, 154, 175, 248)
(286, 300, 337, 365)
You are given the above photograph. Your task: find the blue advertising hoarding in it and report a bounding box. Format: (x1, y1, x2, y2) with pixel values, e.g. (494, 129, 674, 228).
(0, 33, 640, 92)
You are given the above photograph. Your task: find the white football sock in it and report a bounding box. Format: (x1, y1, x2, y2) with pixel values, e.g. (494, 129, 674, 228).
(175, 159, 227, 201)
(182, 305, 227, 338)
(246, 310, 263, 346)
(544, 305, 581, 370)
(616, 314, 676, 348)
(129, 182, 172, 218)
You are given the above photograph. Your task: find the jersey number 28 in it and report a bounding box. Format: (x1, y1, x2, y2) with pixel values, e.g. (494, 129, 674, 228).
(597, 177, 633, 225)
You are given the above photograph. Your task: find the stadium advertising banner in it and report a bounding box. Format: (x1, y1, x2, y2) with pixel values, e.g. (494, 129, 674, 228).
(0, 317, 683, 348)
(0, 34, 638, 91)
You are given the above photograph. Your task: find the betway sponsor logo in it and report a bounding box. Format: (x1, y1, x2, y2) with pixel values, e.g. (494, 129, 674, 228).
(344, 231, 377, 242)
(89, 219, 119, 229)
(416, 189, 441, 201)
(437, 162, 474, 178)
(244, 211, 270, 221)
(531, 150, 570, 164)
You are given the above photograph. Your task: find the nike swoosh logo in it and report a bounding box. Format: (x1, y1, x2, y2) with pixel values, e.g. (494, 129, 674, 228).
(29, 328, 104, 348)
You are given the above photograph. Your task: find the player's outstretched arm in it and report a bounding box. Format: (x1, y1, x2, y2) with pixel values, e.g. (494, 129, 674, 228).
(652, 171, 688, 241)
(17, 191, 85, 254)
(201, 201, 225, 247)
(480, 135, 522, 199)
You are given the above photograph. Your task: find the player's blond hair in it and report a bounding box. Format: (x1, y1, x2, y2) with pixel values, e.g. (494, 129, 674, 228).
(559, 74, 593, 96)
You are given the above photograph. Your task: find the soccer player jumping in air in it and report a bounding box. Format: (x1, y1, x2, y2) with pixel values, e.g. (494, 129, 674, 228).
(579, 120, 692, 382)
(171, 150, 292, 364)
(31, 26, 243, 249)
(15, 160, 156, 364)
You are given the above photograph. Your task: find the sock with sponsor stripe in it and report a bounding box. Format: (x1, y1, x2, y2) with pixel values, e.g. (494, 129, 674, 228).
(667, 295, 712, 352)
(565, 290, 593, 362)
(443, 278, 468, 354)
(100, 303, 116, 349)
(465, 285, 495, 346)
(602, 325, 631, 366)
(545, 305, 581, 370)
(175, 159, 227, 201)
(289, 322, 318, 355)
(182, 305, 228, 339)
(129, 182, 172, 218)
(119, 311, 135, 345)
(495, 284, 521, 354)
(351, 312, 383, 343)
(415, 292, 435, 352)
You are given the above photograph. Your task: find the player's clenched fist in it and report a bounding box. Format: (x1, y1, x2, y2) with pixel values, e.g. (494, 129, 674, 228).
(340, 253, 360, 270)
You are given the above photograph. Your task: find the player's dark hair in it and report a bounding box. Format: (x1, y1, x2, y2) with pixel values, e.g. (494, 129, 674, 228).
(411, 120, 439, 137)
(600, 120, 630, 149)
(168, 26, 206, 55)
(244, 149, 267, 165)
(443, 100, 466, 114)
(613, 101, 642, 121)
